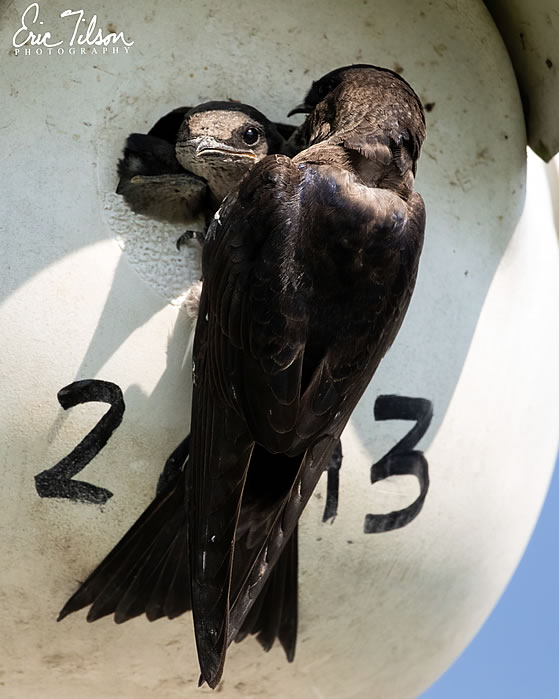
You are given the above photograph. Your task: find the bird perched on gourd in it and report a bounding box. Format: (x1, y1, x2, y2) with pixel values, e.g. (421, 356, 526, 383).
(59, 64, 426, 691)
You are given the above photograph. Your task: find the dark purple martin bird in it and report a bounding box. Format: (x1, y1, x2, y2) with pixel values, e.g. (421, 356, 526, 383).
(58, 65, 426, 689)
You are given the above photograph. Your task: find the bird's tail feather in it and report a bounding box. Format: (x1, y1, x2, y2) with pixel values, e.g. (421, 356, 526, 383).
(58, 469, 299, 661)
(234, 525, 298, 661)
(57, 476, 191, 624)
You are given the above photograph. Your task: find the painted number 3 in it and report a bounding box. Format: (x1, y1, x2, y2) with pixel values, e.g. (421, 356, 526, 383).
(34, 380, 433, 532)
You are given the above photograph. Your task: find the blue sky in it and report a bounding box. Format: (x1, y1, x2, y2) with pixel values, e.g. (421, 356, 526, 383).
(421, 450, 559, 699)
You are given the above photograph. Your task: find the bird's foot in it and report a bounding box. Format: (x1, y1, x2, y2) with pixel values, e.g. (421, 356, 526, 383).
(322, 439, 343, 523)
(176, 229, 205, 250)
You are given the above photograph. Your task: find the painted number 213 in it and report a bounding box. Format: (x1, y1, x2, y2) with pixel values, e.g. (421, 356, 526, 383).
(34, 380, 433, 532)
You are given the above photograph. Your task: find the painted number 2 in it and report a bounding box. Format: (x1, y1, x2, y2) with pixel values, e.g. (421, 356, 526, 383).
(34, 380, 125, 505)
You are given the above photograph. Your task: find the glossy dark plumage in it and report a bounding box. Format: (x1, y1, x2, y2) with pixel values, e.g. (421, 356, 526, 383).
(59, 65, 426, 690)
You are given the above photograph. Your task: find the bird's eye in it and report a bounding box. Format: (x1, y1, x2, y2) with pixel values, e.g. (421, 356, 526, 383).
(242, 127, 259, 145)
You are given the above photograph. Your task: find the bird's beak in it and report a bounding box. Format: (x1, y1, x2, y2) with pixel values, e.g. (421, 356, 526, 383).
(194, 137, 221, 156)
(184, 137, 255, 159)
(287, 103, 312, 117)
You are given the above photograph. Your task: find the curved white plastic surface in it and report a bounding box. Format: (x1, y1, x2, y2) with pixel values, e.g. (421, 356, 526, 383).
(485, 0, 559, 161)
(1, 1, 558, 697)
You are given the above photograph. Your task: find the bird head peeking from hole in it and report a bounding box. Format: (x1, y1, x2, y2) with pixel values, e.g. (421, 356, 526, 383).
(116, 101, 297, 233)
(175, 101, 292, 203)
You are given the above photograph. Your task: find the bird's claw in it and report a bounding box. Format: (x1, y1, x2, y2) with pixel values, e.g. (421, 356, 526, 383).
(176, 230, 204, 250)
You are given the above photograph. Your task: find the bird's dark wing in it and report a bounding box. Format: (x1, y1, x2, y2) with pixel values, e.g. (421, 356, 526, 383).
(234, 522, 298, 659)
(116, 133, 208, 223)
(198, 156, 312, 447)
(188, 155, 314, 686)
(227, 183, 426, 651)
(189, 154, 425, 686)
